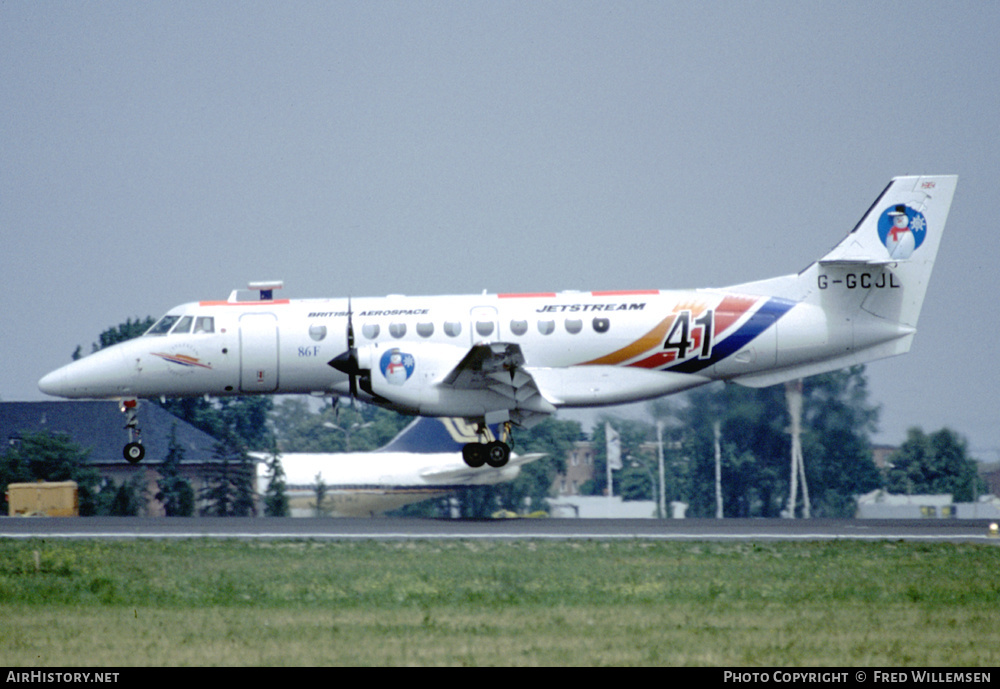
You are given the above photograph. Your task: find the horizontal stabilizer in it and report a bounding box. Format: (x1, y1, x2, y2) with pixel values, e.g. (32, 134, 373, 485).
(418, 452, 547, 483)
(817, 258, 896, 267)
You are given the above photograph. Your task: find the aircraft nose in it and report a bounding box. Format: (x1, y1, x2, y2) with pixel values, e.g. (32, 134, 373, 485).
(38, 346, 136, 398)
(38, 367, 68, 396)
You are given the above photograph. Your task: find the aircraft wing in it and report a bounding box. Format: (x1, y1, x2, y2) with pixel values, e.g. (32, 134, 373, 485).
(441, 342, 556, 426)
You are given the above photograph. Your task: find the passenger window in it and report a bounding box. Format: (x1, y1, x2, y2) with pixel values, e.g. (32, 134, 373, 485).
(146, 315, 180, 336)
(389, 323, 406, 338)
(565, 319, 582, 334)
(417, 322, 434, 338)
(308, 324, 327, 342)
(537, 320, 555, 335)
(476, 321, 494, 337)
(592, 317, 610, 334)
(362, 323, 380, 339)
(444, 322, 462, 337)
(510, 320, 528, 336)
(171, 316, 193, 334)
(194, 317, 215, 334)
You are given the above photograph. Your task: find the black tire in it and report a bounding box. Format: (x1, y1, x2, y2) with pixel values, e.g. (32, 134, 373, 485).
(124, 442, 145, 464)
(462, 443, 486, 468)
(485, 441, 510, 468)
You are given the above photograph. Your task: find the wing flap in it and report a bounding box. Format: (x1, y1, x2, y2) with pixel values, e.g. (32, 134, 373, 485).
(440, 342, 555, 425)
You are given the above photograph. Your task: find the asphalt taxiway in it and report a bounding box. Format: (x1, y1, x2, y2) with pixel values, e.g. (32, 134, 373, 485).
(1, 517, 998, 543)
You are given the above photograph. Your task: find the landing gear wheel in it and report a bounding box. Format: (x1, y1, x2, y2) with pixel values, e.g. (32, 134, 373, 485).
(124, 442, 145, 464)
(485, 441, 511, 468)
(462, 443, 486, 468)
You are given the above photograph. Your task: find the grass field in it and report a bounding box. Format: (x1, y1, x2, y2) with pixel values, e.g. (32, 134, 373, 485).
(0, 538, 998, 666)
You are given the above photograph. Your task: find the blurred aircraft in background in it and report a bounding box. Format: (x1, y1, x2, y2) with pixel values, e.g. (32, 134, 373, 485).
(253, 416, 545, 517)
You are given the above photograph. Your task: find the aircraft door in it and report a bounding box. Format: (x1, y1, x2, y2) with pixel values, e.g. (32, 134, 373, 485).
(470, 306, 500, 344)
(239, 313, 279, 392)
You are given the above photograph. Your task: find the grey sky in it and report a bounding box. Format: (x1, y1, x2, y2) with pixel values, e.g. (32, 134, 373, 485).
(4, 1, 998, 459)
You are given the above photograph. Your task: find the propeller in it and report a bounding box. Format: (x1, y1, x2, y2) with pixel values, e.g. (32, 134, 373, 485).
(328, 297, 361, 399)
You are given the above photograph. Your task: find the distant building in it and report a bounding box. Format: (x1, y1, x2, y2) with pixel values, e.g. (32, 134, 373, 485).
(855, 489, 1000, 519)
(0, 401, 233, 516)
(549, 495, 659, 519)
(555, 440, 595, 496)
(978, 463, 1000, 497)
(870, 444, 897, 470)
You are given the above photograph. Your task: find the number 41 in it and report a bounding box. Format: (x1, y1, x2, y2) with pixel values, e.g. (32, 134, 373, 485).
(664, 309, 714, 360)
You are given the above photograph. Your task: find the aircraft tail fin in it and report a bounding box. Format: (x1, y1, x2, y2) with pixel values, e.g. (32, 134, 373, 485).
(814, 174, 957, 328)
(726, 175, 957, 389)
(375, 417, 500, 454)
(729, 175, 957, 328)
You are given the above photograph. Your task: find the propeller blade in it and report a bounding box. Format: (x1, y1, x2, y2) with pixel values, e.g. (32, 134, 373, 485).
(346, 296, 355, 349)
(328, 297, 360, 400)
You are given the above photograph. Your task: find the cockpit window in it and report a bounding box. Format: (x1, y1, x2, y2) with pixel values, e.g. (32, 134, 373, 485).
(171, 316, 193, 334)
(194, 317, 214, 334)
(146, 315, 180, 336)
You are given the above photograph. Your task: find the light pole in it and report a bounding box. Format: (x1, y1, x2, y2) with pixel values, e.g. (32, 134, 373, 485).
(323, 421, 374, 450)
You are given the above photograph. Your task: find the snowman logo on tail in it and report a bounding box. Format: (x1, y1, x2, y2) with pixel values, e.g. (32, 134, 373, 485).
(877, 204, 927, 260)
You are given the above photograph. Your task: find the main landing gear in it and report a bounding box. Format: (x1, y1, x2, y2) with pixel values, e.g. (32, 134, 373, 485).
(120, 399, 145, 464)
(461, 421, 512, 468)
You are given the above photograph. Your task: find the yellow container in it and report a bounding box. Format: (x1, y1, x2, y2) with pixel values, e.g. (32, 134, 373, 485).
(6, 481, 79, 517)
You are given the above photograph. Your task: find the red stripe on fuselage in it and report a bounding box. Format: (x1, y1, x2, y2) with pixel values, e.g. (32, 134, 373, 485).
(713, 295, 760, 333)
(591, 290, 660, 296)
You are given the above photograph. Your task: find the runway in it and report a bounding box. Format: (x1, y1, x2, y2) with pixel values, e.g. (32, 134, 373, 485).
(2, 517, 999, 542)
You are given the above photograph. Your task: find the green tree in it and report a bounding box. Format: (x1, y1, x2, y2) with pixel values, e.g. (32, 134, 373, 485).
(454, 485, 500, 519)
(666, 366, 882, 518)
(270, 398, 410, 453)
(155, 425, 195, 517)
(75, 317, 155, 358)
(0, 432, 102, 515)
(585, 417, 657, 498)
(885, 427, 984, 501)
(99, 471, 148, 516)
(800, 367, 883, 516)
(160, 396, 275, 453)
(263, 442, 289, 517)
(313, 472, 329, 517)
(200, 434, 256, 517)
(482, 418, 582, 515)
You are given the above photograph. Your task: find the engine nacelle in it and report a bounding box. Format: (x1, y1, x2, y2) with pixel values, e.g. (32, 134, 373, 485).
(355, 341, 510, 417)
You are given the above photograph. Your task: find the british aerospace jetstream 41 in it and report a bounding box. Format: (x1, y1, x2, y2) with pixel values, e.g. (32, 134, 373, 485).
(39, 175, 957, 466)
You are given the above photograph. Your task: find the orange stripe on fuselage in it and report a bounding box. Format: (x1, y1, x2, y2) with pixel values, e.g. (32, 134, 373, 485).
(580, 298, 711, 366)
(581, 313, 677, 366)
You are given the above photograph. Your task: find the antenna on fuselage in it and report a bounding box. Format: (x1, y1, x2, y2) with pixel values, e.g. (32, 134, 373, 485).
(247, 280, 284, 301)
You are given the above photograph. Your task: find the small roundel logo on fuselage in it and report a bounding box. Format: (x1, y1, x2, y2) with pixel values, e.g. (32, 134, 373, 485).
(877, 204, 927, 259)
(379, 348, 415, 385)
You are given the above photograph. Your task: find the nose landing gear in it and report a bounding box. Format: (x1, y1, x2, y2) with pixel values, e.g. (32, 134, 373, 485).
(120, 399, 145, 464)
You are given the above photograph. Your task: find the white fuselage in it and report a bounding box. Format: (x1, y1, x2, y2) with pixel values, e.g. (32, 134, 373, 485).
(37, 285, 906, 414)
